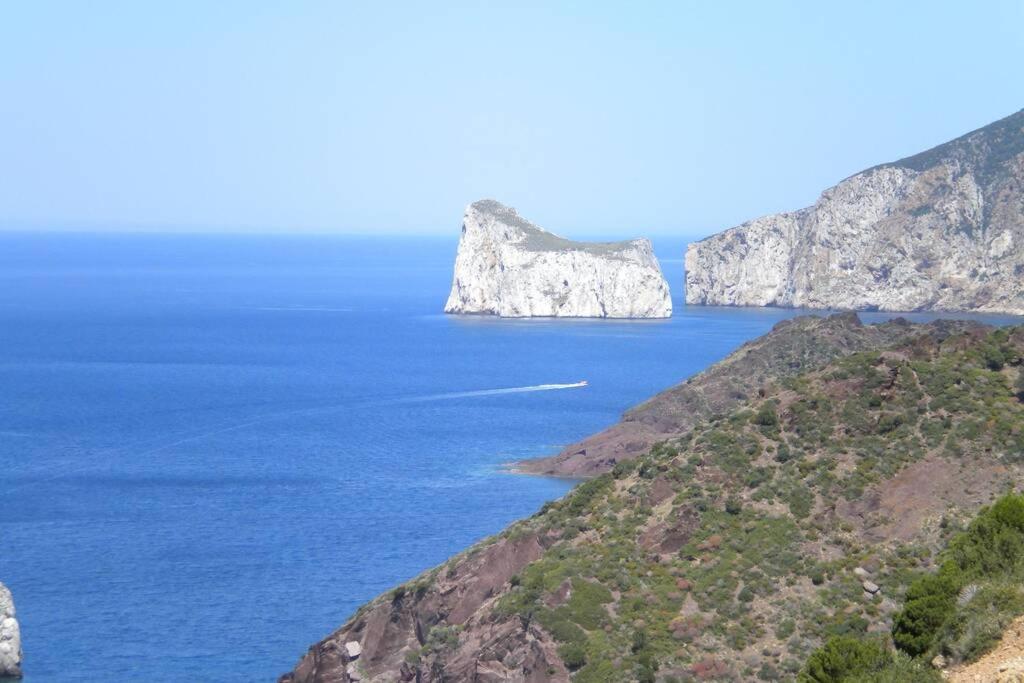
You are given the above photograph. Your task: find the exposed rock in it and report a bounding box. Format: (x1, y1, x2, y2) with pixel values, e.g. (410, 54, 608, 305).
(686, 108, 1024, 314)
(445, 199, 671, 318)
(0, 583, 21, 679)
(279, 532, 566, 682)
(852, 567, 870, 579)
(344, 642, 361, 660)
(862, 580, 880, 595)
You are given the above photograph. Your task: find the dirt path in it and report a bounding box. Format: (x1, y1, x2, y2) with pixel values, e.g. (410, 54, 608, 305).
(946, 616, 1024, 682)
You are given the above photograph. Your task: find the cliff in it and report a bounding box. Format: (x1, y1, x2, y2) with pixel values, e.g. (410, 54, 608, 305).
(0, 583, 21, 679)
(686, 108, 1024, 314)
(444, 200, 672, 318)
(281, 318, 1024, 682)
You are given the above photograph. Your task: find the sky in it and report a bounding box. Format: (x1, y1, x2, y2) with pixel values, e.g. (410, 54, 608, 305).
(1, 1, 1021, 238)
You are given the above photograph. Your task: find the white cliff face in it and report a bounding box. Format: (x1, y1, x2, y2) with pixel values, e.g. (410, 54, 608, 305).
(686, 109, 1024, 315)
(445, 200, 672, 318)
(0, 583, 21, 679)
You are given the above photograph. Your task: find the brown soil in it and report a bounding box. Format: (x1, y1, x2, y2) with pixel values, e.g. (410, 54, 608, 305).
(947, 615, 1024, 682)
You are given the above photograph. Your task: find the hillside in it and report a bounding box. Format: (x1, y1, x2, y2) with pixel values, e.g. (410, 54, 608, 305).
(281, 317, 1024, 682)
(516, 314, 984, 478)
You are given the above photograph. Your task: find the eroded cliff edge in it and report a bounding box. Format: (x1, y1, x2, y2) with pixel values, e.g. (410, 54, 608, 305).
(686, 108, 1024, 314)
(445, 200, 672, 318)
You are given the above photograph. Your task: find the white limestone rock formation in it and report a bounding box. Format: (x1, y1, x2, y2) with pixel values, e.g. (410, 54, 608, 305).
(686, 109, 1024, 315)
(445, 200, 672, 318)
(0, 583, 21, 679)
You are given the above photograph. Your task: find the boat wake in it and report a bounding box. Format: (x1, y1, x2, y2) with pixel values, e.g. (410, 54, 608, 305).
(395, 382, 587, 403)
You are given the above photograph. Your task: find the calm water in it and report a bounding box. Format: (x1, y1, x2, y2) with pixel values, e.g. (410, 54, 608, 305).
(0, 233, 1018, 681)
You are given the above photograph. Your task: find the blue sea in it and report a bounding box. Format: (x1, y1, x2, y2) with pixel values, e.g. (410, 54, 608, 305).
(0, 233, 1019, 681)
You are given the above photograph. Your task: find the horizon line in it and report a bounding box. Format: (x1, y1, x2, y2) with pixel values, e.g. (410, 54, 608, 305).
(0, 224, 713, 241)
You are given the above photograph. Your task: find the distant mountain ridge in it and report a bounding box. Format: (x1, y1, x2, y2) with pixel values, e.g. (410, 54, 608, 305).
(686, 109, 1024, 314)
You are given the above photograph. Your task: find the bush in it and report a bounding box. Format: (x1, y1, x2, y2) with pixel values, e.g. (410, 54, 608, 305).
(537, 609, 586, 646)
(891, 570, 959, 656)
(574, 659, 615, 683)
(558, 642, 586, 670)
(566, 578, 613, 630)
(798, 636, 890, 682)
(754, 403, 779, 427)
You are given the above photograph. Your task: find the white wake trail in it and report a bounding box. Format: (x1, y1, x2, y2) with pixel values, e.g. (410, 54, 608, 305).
(394, 382, 587, 403)
(127, 383, 586, 457)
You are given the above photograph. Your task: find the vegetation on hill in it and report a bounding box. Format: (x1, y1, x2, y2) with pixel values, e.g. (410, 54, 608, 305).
(484, 327, 1024, 680)
(283, 321, 1024, 682)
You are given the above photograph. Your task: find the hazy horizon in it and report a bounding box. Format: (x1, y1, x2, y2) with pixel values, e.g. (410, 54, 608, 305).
(2, 1, 1021, 237)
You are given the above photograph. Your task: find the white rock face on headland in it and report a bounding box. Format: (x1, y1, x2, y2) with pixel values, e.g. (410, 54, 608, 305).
(686, 109, 1024, 315)
(445, 200, 672, 318)
(0, 583, 21, 679)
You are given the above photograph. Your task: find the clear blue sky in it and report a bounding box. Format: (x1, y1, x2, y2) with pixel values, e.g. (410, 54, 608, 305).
(1, 1, 1021, 238)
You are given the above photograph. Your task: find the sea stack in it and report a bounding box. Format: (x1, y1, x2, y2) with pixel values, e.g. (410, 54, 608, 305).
(445, 200, 672, 318)
(685, 108, 1024, 314)
(0, 583, 21, 679)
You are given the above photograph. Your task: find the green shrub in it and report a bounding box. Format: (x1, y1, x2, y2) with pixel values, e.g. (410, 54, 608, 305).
(566, 578, 613, 630)
(798, 635, 890, 682)
(891, 570, 959, 656)
(574, 659, 615, 683)
(536, 609, 586, 646)
(558, 642, 586, 670)
(754, 403, 780, 427)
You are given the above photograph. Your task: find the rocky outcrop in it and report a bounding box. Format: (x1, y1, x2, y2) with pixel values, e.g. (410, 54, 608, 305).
(686, 108, 1024, 314)
(0, 583, 21, 679)
(515, 313, 986, 477)
(280, 531, 568, 683)
(445, 200, 671, 318)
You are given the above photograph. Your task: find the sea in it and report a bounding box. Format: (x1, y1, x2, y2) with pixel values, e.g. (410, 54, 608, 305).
(0, 232, 1019, 681)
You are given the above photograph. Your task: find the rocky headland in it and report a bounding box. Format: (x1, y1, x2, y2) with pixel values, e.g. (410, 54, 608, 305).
(686, 108, 1024, 314)
(0, 583, 21, 679)
(445, 200, 672, 318)
(281, 315, 1024, 682)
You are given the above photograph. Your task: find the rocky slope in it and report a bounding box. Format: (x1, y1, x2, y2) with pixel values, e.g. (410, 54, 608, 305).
(281, 318, 1024, 682)
(445, 200, 672, 318)
(686, 108, 1024, 314)
(0, 583, 21, 679)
